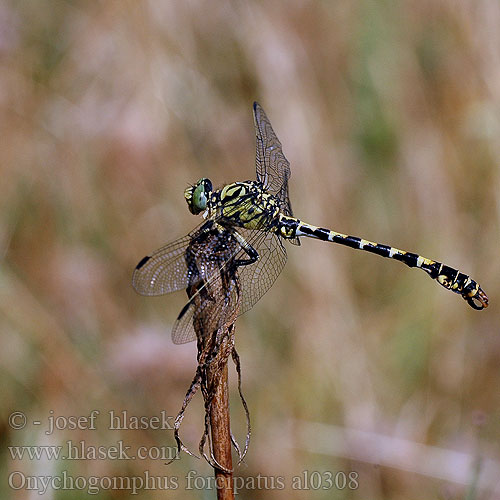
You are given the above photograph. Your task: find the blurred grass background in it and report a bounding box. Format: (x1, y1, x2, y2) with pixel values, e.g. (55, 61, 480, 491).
(1, 0, 500, 498)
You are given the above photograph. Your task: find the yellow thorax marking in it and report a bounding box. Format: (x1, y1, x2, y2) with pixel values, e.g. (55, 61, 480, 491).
(219, 182, 276, 230)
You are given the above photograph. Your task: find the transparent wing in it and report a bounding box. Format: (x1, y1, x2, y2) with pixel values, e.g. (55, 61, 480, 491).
(171, 224, 244, 344)
(171, 265, 241, 345)
(171, 227, 288, 344)
(253, 102, 300, 245)
(170, 301, 198, 345)
(132, 220, 211, 296)
(237, 229, 287, 313)
(253, 101, 290, 198)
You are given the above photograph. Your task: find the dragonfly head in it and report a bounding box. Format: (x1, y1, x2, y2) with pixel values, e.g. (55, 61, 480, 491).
(185, 178, 213, 215)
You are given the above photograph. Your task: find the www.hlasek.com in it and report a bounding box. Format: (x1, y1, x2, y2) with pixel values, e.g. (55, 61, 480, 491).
(8, 440, 177, 461)
(9, 470, 359, 495)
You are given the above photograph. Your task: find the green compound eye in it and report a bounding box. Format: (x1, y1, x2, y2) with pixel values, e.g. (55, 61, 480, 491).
(193, 183, 207, 211)
(186, 178, 212, 214)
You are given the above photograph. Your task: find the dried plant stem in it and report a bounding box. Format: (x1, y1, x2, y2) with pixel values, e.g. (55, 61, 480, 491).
(209, 363, 234, 499)
(170, 226, 248, 498)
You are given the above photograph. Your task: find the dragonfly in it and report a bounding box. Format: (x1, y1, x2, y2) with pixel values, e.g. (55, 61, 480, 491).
(133, 102, 488, 343)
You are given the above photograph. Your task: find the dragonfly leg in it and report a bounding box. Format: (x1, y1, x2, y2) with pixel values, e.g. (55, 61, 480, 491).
(229, 228, 259, 267)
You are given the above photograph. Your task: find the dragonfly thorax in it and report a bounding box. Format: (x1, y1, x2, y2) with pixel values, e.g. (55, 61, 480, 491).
(185, 178, 213, 215)
(214, 181, 281, 230)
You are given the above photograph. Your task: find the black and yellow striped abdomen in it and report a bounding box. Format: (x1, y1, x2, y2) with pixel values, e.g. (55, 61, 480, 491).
(278, 215, 488, 310)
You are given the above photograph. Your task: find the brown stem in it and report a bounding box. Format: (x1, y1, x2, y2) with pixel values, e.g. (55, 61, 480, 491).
(210, 363, 234, 499)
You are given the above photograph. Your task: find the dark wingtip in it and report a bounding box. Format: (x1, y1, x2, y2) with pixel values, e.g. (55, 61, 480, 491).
(135, 255, 150, 270)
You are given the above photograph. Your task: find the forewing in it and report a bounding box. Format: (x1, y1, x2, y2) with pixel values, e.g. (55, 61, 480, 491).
(254, 102, 291, 197)
(132, 221, 208, 296)
(253, 102, 300, 245)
